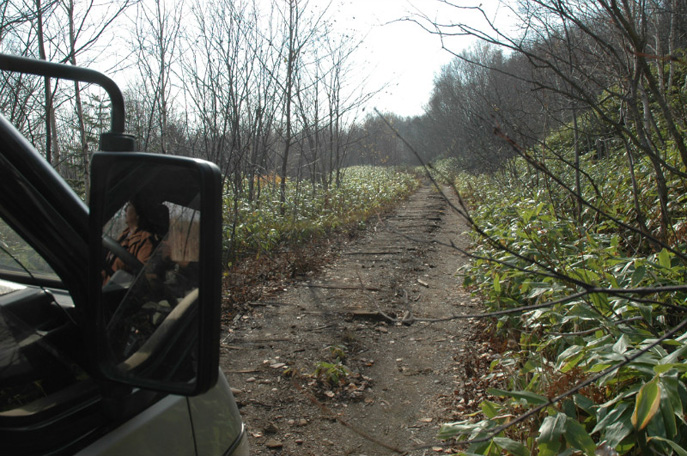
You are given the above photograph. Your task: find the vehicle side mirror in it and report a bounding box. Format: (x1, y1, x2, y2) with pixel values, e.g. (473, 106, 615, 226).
(88, 152, 222, 396)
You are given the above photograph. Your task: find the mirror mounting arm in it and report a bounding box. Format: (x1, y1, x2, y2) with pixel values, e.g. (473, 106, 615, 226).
(0, 54, 135, 152)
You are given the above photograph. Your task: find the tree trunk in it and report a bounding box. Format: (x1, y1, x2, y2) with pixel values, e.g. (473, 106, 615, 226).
(36, 0, 59, 166)
(279, 0, 296, 215)
(67, 0, 90, 198)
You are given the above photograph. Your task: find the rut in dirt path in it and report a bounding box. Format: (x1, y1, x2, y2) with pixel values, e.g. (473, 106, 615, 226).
(221, 183, 479, 456)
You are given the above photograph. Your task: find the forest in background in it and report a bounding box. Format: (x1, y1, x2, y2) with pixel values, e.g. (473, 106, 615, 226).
(0, 0, 425, 261)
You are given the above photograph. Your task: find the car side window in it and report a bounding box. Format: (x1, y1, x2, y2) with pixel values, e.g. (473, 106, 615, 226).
(0, 298, 85, 414)
(0, 218, 59, 283)
(0, 220, 87, 417)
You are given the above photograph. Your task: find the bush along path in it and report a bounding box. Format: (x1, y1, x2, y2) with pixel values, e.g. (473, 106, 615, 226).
(220, 183, 481, 455)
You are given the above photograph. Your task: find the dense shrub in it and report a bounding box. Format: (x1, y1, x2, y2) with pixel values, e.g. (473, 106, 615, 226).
(439, 132, 687, 454)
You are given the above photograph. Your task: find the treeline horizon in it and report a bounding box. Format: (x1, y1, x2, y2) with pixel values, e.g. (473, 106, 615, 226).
(1, 0, 686, 208)
(0, 0, 387, 200)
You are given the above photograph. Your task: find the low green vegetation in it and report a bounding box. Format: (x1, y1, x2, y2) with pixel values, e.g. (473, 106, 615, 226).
(222, 165, 420, 264)
(436, 123, 687, 454)
(313, 345, 351, 387)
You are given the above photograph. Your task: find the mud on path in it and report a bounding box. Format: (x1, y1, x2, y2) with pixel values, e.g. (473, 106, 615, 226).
(220, 183, 481, 455)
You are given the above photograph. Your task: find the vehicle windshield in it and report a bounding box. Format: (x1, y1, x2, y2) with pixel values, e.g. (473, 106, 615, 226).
(0, 218, 59, 283)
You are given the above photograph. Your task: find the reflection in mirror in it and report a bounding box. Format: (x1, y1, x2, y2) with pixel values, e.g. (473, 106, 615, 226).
(97, 161, 203, 391)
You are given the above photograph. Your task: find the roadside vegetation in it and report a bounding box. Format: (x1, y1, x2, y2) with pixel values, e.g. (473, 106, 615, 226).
(223, 165, 419, 264)
(220, 165, 420, 312)
(437, 126, 687, 454)
(408, 1, 687, 454)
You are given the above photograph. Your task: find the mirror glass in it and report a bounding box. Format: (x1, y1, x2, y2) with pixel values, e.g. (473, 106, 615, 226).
(93, 156, 207, 393)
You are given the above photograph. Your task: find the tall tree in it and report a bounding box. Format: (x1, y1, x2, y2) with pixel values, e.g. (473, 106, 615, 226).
(35, 0, 60, 166)
(131, 0, 183, 154)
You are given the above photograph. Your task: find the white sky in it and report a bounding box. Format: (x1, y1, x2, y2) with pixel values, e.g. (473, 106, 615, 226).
(324, 0, 481, 118)
(107, 0, 495, 120)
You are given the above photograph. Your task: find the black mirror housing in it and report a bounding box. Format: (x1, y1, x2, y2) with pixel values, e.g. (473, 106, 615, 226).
(99, 132, 137, 152)
(88, 152, 222, 396)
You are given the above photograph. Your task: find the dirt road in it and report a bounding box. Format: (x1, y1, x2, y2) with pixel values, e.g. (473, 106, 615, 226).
(221, 183, 480, 455)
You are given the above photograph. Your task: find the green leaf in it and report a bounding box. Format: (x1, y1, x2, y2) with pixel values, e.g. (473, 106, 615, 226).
(661, 371, 685, 423)
(631, 265, 646, 286)
(557, 344, 582, 362)
(654, 363, 687, 374)
(438, 420, 492, 441)
(588, 362, 612, 373)
(561, 351, 585, 374)
(493, 273, 502, 294)
(659, 380, 677, 438)
(527, 287, 550, 299)
(646, 401, 668, 442)
(480, 400, 501, 419)
(612, 335, 630, 354)
(487, 388, 548, 405)
(537, 413, 566, 456)
(493, 437, 529, 456)
(483, 440, 500, 455)
(658, 248, 671, 269)
(563, 416, 596, 456)
(558, 345, 584, 373)
(589, 292, 609, 310)
(649, 437, 687, 456)
(573, 394, 594, 415)
(592, 402, 633, 448)
(636, 304, 652, 324)
(659, 343, 687, 365)
(632, 377, 661, 431)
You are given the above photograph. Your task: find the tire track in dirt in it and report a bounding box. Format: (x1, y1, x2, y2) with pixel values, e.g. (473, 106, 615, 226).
(220, 183, 479, 455)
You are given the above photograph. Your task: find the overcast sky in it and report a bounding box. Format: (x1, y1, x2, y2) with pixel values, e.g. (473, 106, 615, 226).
(326, 0, 483, 118)
(107, 0, 492, 120)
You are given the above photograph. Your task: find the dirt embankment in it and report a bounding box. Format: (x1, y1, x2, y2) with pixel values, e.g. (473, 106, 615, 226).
(220, 183, 484, 455)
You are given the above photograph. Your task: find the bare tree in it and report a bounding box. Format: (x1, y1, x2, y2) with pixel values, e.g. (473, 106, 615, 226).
(412, 0, 687, 241)
(0, 0, 132, 195)
(63, 0, 133, 195)
(130, 0, 183, 154)
(273, 0, 329, 212)
(278, 0, 299, 213)
(34, 0, 61, 166)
